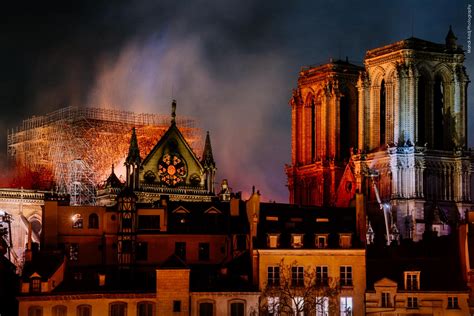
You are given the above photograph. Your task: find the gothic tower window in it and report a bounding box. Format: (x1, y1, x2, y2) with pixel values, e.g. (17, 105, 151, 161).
(417, 76, 426, 145)
(433, 76, 444, 149)
(380, 79, 386, 146)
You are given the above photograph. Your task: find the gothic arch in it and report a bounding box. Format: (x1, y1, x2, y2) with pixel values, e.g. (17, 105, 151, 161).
(433, 63, 454, 82)
(370, 66, 386, 87)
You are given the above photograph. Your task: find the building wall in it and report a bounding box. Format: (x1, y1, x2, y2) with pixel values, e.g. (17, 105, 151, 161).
(256, 249, 366, 315)
(366, 290, 470, 315)
(190, 292, 260, 316)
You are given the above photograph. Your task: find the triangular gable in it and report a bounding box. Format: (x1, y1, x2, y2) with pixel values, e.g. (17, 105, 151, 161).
(172, 206, 191, 214)
(334, 161, 357, 207)
(374, 277, 398, 288)
(29, 272, 41, 279)
(204, 206, 222, 214)
(142, 123, 203, 169)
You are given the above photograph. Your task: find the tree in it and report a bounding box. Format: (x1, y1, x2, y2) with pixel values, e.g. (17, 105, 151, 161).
(256, 259, 345, 316)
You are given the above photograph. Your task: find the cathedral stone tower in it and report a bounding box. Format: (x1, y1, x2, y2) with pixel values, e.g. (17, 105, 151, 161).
(286, 59, 363, 206)
(288, 28, 473, 241)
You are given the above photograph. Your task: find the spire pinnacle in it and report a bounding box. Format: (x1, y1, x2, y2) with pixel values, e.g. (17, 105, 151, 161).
(126, 127, 141, 165)
(445, 25, 457, 50)
(171, 99, 177, 125)
(201, 131, 215, 168)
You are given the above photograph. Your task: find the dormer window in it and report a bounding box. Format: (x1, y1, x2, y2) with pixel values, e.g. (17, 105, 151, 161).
(339, 233, 352, 248)
(404, 271, 420, 290)
(315, 234, 328, 248)
(291, 234, 304, 248)
(267, 234, 280, 248)
(30, 276, 41, 293)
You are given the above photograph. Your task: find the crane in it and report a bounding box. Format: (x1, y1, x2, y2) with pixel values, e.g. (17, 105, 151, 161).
(367, 169, 392, 246)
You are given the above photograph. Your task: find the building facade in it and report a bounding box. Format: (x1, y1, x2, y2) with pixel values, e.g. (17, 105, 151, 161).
(287, 28, 473, 241)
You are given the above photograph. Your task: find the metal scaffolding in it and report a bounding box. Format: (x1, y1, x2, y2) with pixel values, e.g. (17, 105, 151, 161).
(7, 106, 202, 205)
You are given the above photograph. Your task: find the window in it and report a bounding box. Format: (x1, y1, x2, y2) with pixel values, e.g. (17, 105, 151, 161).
(339, 234, 352, 248)
(315, 234, 328, 248)
(407, 297, 418, 309)
(137, 215, 160, 231)
(175, 242, 186, 260)
(121, 240, 132, 254)
(381, 292, 390, 307)
(267, 234, 280, 248)
(267, 266, 280, 286)
(198, 243, 210, 261)
(31, 277, 41, 293)
(28, 306, 43, 316)
(136, 242, 148, 261)
(448, 296, 459, 309)
(137, 301, 154, 316)
(121, 216, 132, 229)
(292, 296, 304, 315)
(72, 214, 83, 228)
(236, 235, 246, 250)
(69, 244, 79, 261)
(109, 302, 127, 316)
(52, 305, 67, 316)
(316, 297, 329, 316)
(340, 266, 352, 286)
(268, 297, 280, 316)
(199, 302, 214, 316)
(316, 266, 328, 286)
(291, 234, 304, 248)
(173, 300, 181, 312)
(404, 271, 420, 290)
(88, 213, 99, 229)
(291, 266, 304, 287)
(77, 305, 92, 316)
(230, 301, 245, 316)
(340, 297, 352, 316)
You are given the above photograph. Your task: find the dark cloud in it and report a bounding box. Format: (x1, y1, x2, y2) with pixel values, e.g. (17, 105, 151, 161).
(1, 0, 472, 201)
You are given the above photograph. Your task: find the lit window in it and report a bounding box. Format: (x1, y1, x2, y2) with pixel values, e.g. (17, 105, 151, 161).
(137, 301, 154, 316)
(447, 297, 459, 309)
(30, 277, 41, 293)
(52, 305, 67, 316)
(173, 301, 181, 313)
(291, 234, 304, 248)
(316, 266, 328, 286)
(292, 297, 304, 315)
(69, 243, 79, 261)
(28, 306, 43, 316)
(340, 266, 352, 286)
(230, 301, 245, 316)
(199, 302, 214, 316)
(316, 297, 329, 316)
(198, 243, 210, 261)
(340, 297, 352, 316)
(291, 266, 304, 287)
(72, 214, 83, 229)
(109, 302, 127, 316)
(381, 292, 390, 307)
(339, 233, 352, 248)
(407, 297, 418, 309)
(267, 234, 280, 248)
(77, 305, 92, 316)
(404, 271, 420, 290)
(315, 234, 328, 248)
(267, 266, 280, 286)
(88, 213, 99, 229)
(267, 297, 279, 316)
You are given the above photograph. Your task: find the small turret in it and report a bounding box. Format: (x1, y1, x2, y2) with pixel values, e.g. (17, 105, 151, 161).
(201, 131, 216, 193)
(445, 25, 457, 51)
(125, 128, 141, 189)
(171, 99, 177, 125)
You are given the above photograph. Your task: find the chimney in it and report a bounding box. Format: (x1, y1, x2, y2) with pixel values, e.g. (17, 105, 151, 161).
(355, 193, 367, 246)
(230, 197, 239, 217)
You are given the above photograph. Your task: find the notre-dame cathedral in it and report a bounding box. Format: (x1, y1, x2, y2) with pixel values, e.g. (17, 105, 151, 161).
(286, 27, 472, 241)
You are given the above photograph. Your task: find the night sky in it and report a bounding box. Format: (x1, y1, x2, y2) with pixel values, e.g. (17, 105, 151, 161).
(1, 0, 472, 202)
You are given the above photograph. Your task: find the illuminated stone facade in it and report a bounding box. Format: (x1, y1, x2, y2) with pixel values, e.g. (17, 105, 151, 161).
(287, 28, 473, 241)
